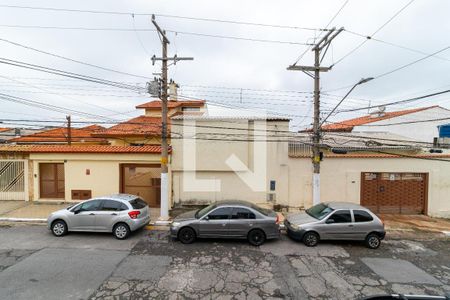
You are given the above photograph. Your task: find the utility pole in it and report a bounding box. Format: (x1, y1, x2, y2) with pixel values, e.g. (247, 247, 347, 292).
(66, 115, 71, 146)
(287, 27, 343, 206)
(151, 15, 193, 222)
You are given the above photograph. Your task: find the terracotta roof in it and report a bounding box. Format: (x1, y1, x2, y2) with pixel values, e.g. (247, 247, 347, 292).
(92, 116, 162, 137)
(321, 106, 438, 132)
(0, 145, 161, 154)
(136, 99, 205, 110)
(0, 128, 11, 133)
(9, 125, 105, 143)
(81, 124, 105, 131)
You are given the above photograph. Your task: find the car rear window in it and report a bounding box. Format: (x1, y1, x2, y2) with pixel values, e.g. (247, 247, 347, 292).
(129, 198, 147, 209)
(354, 210, 374, 222)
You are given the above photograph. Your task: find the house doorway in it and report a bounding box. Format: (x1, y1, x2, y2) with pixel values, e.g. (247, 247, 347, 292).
(39, 163, 65, 199)
(120, 164, 161, 207)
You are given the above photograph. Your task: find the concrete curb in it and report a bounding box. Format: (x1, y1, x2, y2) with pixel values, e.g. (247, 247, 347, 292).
(0, 217, 47, 223)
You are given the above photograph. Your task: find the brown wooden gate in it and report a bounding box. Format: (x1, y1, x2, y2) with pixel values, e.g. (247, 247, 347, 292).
(361, 172, 427, 214)
(39, 163, 65, 199)
(120, 164, 161, 207)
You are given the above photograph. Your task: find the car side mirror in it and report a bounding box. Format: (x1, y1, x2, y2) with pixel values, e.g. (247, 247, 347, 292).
(325, 218, 335, 224)
(73, 208, 81, 214)
(204, 215, 209, 221)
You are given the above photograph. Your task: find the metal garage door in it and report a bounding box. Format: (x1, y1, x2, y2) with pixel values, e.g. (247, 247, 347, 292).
(0, 160, 28, 201)
(361, 172, 427, 214)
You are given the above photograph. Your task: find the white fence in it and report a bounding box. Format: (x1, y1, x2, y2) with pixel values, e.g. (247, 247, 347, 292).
(0, 160, 28, 201)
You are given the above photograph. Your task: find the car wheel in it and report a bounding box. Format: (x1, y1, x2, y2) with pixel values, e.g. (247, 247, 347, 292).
(178, 227, 196, 244)
(51, 220, 68, 237)
(113, 223, 130, 240)
(303, 231, 319, 247)
(248, 229, 266, 246)
(365, 233, 381, 249)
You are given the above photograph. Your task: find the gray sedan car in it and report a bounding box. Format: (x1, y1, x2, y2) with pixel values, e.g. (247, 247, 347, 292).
(285, 202, 385, 249)
(170, 200, 280, 246)
(47, 194, 150, 239)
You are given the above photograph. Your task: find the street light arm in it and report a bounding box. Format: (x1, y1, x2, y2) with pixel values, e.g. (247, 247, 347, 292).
(319, 77, 373, 127)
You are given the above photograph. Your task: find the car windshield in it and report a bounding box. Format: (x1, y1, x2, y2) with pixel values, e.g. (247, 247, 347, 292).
(196, 203, 217, 219)
(306, 203, 334, 220)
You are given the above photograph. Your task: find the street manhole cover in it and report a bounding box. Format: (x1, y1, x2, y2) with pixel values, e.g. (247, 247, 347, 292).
(362, 258, 441, 285)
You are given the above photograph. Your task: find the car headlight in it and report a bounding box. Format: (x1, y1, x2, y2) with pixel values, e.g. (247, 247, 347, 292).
(290, 223, 301, 230)
(171, 222, 181, 228)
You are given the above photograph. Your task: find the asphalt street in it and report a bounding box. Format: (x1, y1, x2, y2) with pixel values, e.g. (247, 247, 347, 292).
(0, 223, 448, 300)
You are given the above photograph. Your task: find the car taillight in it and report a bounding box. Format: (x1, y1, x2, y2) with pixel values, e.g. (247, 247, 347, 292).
(128, 210, 140, 219)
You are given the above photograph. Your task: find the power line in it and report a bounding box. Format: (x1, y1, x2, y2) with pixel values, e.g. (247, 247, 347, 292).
(337, 89, 450, 113)
(292, 0, 349, 66)
(344, 29, 450, 63)
(0, 75, 139, 118)
(326, 45, 450, 92)
(374, 46, 450, 80)
(0, 37, 149, 79)
(0, 24, 314, 46)
(0, 57, 146, 92)
(0, 4, 327, 32)
(331, 0, 416, 67)
(357, 115, 450, 127)
(0, 93, 116, 121)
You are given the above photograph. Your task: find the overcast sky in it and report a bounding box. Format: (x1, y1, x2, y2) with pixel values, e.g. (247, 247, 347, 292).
(0, 0, 449, 130)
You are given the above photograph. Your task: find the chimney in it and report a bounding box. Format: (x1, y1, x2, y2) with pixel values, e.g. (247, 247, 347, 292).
(169, 80, 179, 101)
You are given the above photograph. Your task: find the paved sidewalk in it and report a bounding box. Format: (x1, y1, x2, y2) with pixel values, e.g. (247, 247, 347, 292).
(0, 201, 69, 221)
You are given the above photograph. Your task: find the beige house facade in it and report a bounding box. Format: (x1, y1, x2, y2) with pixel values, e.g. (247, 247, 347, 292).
(0, 145, 165, 208)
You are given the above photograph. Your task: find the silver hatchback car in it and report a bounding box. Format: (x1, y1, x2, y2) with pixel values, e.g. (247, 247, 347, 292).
(170, 200, 280, 246)
(47, 194, 150, 239)
(285, 202, 385, 249)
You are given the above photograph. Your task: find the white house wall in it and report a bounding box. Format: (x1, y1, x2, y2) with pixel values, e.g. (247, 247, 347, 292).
(352, 107, 450, 143)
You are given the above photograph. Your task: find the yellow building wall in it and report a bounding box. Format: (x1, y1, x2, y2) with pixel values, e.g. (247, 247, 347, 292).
(30, 153, 162, 202)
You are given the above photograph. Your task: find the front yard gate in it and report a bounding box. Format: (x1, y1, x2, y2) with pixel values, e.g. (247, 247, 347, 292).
(0, 160, 28, 201)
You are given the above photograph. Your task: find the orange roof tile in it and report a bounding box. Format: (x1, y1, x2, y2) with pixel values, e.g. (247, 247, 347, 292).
(9, 126, 106, 143)
(0, 145, 161, 154)
(0, 128, 11, 133)
(321, 106, 438, 132)
(92, 116, 163, 137)
(136, 99, 205, 110)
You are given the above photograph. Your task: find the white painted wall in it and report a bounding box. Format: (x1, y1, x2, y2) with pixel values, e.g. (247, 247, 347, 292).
(352, 107, 450, 143)
(288, 156, 450, 218)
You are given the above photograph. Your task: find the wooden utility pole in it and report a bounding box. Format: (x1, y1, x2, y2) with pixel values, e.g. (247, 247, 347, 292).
(151, 15, 193, 222)
(287, 27, 343, 206)
(66, 115, 71, 145)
